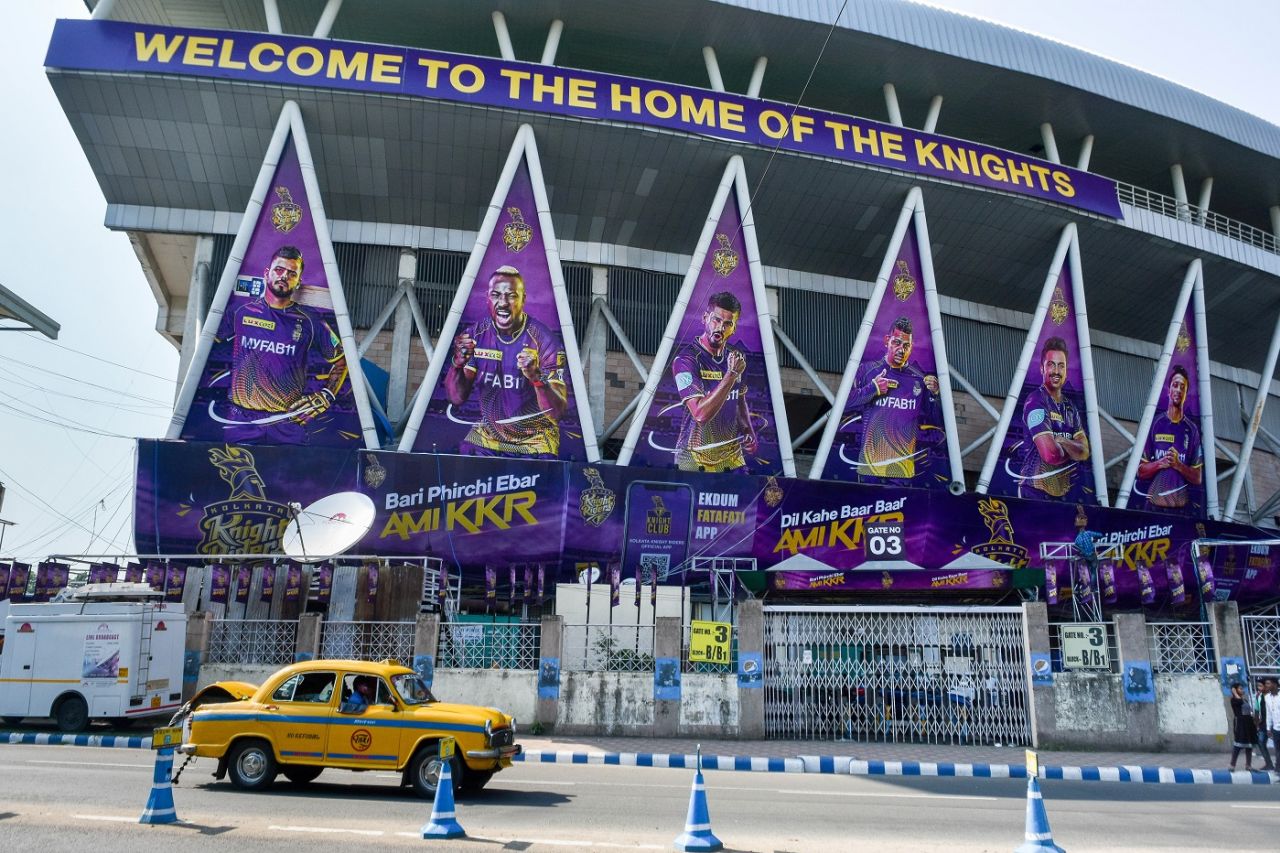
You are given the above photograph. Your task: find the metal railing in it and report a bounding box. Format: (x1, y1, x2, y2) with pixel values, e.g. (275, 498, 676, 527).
(1116, 182, 1279, 255)
(1242, 615, 1280, 675)
(1047, 622, 1119, 673)
(207, 619, 298, 665)
(1147, 622, 1216, 674)
(562, 623, 656, 672)
(320, 620, 414, 663)
(437, 622, 540, 670)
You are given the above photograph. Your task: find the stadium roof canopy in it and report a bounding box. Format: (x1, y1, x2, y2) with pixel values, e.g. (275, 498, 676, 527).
(0, 283, 59, 338)
(62, 0, 1280, 370)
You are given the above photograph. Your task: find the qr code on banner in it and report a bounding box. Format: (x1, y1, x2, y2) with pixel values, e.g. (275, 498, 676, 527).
(640, 554, 670, 582)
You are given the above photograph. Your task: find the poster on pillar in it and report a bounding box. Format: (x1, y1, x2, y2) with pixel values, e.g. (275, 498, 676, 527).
(811, 191, 960, 488)
(984, 231, 1104, 505)
(166, 104, 374, 448)
(618, 157, 793, 477)
(1124, 271, 1212, 517)
(399, 127, 596, 461)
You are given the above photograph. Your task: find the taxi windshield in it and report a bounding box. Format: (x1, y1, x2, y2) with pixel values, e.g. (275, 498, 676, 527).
(392, 673, 437, 706)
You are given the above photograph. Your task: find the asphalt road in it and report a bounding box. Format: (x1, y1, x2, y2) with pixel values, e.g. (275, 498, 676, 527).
(0, 743, 1275, 852)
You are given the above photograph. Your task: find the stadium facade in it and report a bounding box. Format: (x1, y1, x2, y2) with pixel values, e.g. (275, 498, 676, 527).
(40, 0, 1280, 613)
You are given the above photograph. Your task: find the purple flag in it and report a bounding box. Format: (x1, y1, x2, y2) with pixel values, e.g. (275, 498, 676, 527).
(1137, 563, 1156, 605)
(0, 563, 10, 602)
(523, 565, 533, 604)
(819, 219, 952, 487)
(485, 565, 497, 611)
(1129, 297, 1207, 516)
(438, 562, 449, 603)
(1044, 562, 1060, 606)
(165, 563, 188, 603)
(509, 565, 517, 607)
(144, 562, 165, 591)
(261, 564, 277, 603)
(988, 260, 1100, 504)
(625, 189, 785, 475)
(366, 562, 379, 606)
(234, 566, 252, 603)
(408, 157, 589, 461)
(1099, 561, 1117, 604)
(609, 563, 620, 608)
(1075, 564, 1094, 608)
(209, 564, 230, 604)
(1197, 558, 1215, 598)
(124, 562, 143, 584)
(88, 562, 116, 584)
(314, 563, 332, 605)
(1167, 562, 1187, 605)
(285, 563, 302, 601)
(177, 129, 365, 448)
(9, 562, 31, 601)
(634, 562, 642, 609)
(536, 564, 545, 605)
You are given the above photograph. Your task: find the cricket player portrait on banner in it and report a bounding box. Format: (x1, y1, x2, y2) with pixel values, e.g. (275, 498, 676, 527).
(1012, 333, 1091, 501)
(445, 265, 568, 458)
(1134, 362, 1203, 514)
(177, 135, 362, 447)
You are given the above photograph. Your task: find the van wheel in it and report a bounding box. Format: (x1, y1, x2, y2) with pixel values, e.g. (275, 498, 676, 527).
(54, 695, 89, 733)
(227, 739, 277, 790)
(408, 744, 463, 799)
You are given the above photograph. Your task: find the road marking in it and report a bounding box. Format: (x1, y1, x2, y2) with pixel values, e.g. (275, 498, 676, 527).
(778, 789, 998, 801)
(32, 759, 151, 768)
(393, 833, 663, 849)
(74, 814, 141, 823)
(270, 825, 385, 836)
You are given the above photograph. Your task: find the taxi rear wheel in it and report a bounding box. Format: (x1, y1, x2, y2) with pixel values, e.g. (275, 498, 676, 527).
(227, 739, 278, 790)
(408, 744, 464, 799)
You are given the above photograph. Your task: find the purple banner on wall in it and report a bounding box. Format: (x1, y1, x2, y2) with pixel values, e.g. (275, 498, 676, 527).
(144, 562, 166, 592)
(124, 562, 143, 584)
(45, 20, 1122, 219)
(8, 562, 30, 601)
(410, 162, 587, 461)
(234, 567, 252, 603)
(209, 564, 230, 604)
(285, 563, 302, 601)
(165, 563, 188, 603)
(176, 135, 361, 448)
(1131, 306, 1206, 517)
(88, 562, 117, 584)
(621, 481, 695, 584)
(0, 563, 9, 603)
(988, 264, 1099, 504)
(821, 225, 949, 487)
(629, 194, 783, 475)
(261, 564, 276, 602)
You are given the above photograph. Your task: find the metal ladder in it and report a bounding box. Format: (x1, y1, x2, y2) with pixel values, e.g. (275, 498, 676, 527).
(134, 604, 155, 696)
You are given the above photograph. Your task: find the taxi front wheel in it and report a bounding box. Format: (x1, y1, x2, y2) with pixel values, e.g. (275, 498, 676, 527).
(408, 744, 463, 799)
(227, 739, 278, 790)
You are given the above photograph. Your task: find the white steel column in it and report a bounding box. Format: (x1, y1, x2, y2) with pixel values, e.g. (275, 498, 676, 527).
(1076, 135, 1094, 171)
(540, 19, 564, 64)
(922, 96, 943, 133)
(747, 57, 768, 98)
(91, 0, 117, 20)
(1170, 164, 1190, 221)
(1039, 123, 1061, 164)
(176, 236, 214, 397)
(1196, 178, 1213, 226)
(702, 47, 726, 92)
(1224, 312, 1280, 520)
(1270, 205, 1280, 241)
(388, 248, 417, 423)
(587, 267, 608, 433)
(882, 84, 904, 126)
(491, 11, 515, 60)
(263, 0, 282, 34)
(312, 0, 343, 38)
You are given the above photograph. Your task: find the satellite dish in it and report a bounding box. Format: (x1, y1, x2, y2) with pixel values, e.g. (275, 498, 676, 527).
(283, 491, 375, 562)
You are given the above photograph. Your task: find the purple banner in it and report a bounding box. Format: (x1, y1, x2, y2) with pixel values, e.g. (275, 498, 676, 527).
(629, 193, 783, 474)
(621, 481, 694, 585)
(366, 562, 379, 606)
(164, 563, 188, 603)
(34, 562, 69, 602)
(234, 567, 251, 603)
(45, 20, 1122, 219)
(410, 162, 587, 460)
(177, 134, 361, 447)
(8, 562, 30, 601)
(285, 563, 302, 601)
(88, 562, 117, 584)
(134, 439, 1280, 608)
(821, 224, 949, 487)
(124, 562, 143, 584)
(0, 563, 9, 603)
(1131, 306, 1206, 516)
(988, 264, 1099, 504)
(209, 564, 230, 604)
(260, 563, 276, 602)
(144, 562, 166, 592)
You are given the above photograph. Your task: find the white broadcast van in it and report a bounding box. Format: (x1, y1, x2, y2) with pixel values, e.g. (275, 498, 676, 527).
(0, 583, 187, 731)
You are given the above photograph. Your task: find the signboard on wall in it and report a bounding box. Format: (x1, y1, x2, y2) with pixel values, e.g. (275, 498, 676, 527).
(1060, 623, 1110, 671)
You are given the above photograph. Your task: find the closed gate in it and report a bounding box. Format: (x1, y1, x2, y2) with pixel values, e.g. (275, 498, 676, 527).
(763, 606, 1031, 745)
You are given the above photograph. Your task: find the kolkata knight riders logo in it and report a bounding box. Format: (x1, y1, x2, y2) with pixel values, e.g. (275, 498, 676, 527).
(711, 233, 739, 277)
(892, 259, 916, 302)
(502, 206, 533, 252)
(199, 445, 292, 555)
(970, 498, 1029, 568)
(1175, 321, 1191, 354)
(1048, 285, 1070, 326)
(363, 453, 387, 489)
(763, 476, 784, 508)
(578, 467, 616, 527)
(271, 186, 303, 233)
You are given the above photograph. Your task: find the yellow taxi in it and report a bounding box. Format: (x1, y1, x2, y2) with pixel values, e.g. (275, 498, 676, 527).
(179, 659, 520, 797)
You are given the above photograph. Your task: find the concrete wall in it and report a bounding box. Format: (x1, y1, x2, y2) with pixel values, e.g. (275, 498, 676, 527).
(433, 669, 537, 724)
(557, 671, 655, 734)
(679, 673, 739, 736)
(1156, 674, 1228, 745)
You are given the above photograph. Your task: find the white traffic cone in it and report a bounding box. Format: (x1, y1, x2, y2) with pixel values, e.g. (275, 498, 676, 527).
(673, 763, 722, 852)
(139, 746, 179, 825)
(421, 757, 465, 840)
(1015, 775, 1064, 852)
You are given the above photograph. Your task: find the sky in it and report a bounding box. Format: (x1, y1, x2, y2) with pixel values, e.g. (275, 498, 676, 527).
(0, 1, 1277, 564)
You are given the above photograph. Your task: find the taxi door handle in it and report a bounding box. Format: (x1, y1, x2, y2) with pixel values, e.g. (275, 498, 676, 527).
(264, 704, 279, 710)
